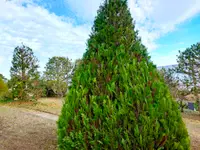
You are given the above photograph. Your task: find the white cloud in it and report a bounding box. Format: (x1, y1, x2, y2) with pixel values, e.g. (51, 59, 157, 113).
(0, 0, 92, 78)
(65, 0, 200, 51)
(0, 0, 200, 78)
(128, 0, 200, 51)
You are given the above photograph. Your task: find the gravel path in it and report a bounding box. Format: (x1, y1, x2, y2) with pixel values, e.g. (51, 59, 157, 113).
(0, 106, 58, 150)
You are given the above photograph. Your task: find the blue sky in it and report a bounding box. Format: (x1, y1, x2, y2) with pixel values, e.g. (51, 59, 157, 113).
(0, 0, 200, 78)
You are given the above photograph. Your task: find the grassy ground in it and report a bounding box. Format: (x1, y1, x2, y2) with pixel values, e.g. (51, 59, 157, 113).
(0, 97, 64, 115)
(0, 98, 200, 149)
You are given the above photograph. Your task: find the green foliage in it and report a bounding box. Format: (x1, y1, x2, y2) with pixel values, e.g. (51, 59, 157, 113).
(0, 99, 14, 103)
(73, 59, 82, 74)
(176, 43, 200, 87)
(58, 0, 190, 149)
(70, 59, 83, 86)
(28, 79, 47, 100)
(194, 102, 199, 110)
(176, 42, 200, 111)
(0, 74, 8, 83)
(0, 77, 8, 99)
(45, 80, 67, 97)
(43, 56, 73, 97)
(9, 44, 40, 100)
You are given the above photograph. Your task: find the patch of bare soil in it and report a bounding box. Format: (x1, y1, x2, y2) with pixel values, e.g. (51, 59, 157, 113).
(185, 93, 200, 102)
(182, 113, 200, 150)
(0, 106, 57, 150)
(1, 102, 200, 150)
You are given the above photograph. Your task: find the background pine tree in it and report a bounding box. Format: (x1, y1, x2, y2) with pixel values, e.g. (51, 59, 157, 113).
(58, 0, 190, 149)
(10, 44, 40, 100)
(176, 42, 200, 111)
(0, 77, 8, 98)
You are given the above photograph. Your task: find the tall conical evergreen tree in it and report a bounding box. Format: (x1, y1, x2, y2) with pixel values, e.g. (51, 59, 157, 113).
(58, 0, 190, 149)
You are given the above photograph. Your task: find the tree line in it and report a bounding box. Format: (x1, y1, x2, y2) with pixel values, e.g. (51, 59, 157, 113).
(0, 44, 81, 101)
(0, 42, 199, 109)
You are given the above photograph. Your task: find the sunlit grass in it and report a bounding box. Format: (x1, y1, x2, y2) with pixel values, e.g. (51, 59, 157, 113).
(0, 97, 63, 115)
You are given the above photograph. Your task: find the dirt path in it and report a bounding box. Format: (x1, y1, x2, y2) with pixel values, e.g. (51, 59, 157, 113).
(0, 105, 199, 150)
(0, 106, 58, 150)
(182, 114, 200, 150)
